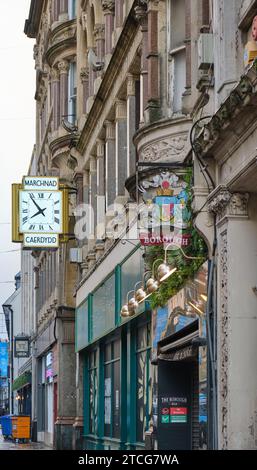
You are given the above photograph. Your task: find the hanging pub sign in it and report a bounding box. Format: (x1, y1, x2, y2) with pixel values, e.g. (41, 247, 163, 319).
(12, 176, 69, 249)
(14, 335, 30, 358)
(138, 170, 192, 246)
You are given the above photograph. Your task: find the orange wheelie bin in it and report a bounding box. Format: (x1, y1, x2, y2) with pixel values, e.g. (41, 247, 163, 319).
(11, 415, 31, 442)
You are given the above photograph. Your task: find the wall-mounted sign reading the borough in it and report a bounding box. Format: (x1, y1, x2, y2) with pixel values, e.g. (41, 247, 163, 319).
(138, 170, 192, 247)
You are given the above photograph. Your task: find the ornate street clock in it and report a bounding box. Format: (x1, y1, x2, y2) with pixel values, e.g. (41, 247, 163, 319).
(12, 176, 69, 248)
(19, 190, 63, 234)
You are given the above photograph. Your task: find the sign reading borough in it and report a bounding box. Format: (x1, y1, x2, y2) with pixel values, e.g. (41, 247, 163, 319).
(12, 176, 69, 249)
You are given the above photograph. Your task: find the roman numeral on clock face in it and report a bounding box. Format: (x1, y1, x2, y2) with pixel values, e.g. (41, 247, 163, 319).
(23, 216, 28, 224)
(29, 225, 35, 230)
(54, 217, 60, 224)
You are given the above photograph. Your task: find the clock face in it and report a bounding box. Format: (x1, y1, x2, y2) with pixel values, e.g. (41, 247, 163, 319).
(19, 190, 63, 234)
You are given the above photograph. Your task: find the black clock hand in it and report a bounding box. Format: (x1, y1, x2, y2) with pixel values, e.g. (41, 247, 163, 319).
(30, 195, 44, 213)
(30, 208, 47, 219)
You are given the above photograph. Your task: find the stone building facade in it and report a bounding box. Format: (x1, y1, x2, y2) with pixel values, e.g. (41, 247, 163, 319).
(24, 0, 78, 449)
(24, 0, 257, 450)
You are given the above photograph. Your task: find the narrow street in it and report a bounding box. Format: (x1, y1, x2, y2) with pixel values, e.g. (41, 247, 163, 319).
(0, 429, 51, 451)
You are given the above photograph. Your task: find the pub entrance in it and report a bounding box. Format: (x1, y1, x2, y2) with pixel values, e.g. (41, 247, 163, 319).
(157, 320, 202, 450)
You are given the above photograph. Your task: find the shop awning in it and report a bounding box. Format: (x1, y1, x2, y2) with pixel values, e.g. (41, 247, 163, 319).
(12, 371, 31, 391)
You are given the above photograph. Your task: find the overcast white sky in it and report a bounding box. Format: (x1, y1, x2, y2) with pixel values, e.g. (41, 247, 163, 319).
(0, 0, 35, 310)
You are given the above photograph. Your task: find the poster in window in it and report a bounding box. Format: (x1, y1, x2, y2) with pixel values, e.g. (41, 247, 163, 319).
(104, 377, 111, 397)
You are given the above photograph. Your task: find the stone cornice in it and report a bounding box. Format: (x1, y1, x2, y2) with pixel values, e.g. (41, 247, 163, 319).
(77, 1, 139, 155)
(24, 0, 44, 38)
(194, 61, 257, 159)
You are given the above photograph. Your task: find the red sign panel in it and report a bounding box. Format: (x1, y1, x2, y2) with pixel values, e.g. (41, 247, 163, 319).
(170, 407, 188, 416)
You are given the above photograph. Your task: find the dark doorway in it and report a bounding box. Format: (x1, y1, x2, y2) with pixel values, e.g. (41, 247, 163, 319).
(157, 360, 193, 450)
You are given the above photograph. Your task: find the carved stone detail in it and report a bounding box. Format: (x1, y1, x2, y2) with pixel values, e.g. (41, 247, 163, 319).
(80, 67, 89, 83)
(208, 187, 249, 220)
(58, 60, 69, 73)
(102, 0, 115, 15)
(33, 45, 40, 70)
(140, 135, 188, 162)
(134, 4, 148, 25)
(51, 67, 60, 81)
(229, 193, 249, 216)
(208, 188, 231, 214)
(93, 24, 105, 41)
(219, 229, 229, 450)
(127, 74, 136, 96)
(239, 0, 252, 19)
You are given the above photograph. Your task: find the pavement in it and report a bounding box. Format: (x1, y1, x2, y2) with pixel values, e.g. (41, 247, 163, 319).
(0, 428, 52, 450)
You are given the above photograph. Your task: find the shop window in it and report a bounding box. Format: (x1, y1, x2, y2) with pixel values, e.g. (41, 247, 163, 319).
(76, 299, 89, 351)
(104, 339, 121, 439)
(136, 322, 151, 443)
(168, 0, 186, 113)
(92, 273, 116, 340)
(89, 350, 98, 434)
(121, 248, 144, 308)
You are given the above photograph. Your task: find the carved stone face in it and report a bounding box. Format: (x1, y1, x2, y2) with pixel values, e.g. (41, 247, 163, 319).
(252, 16, 257, 41)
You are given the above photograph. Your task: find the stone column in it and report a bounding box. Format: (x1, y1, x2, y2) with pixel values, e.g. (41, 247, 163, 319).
(72, 353, 84, 450)
(51, 0, 60, 23)
(58, 60, 69, 122)
(80, 67, 89, 115)
(104, 120, 116, 207)
(126, 74, 137, 176)
(134, 3, 148, 122)
(81, 170, 90, 273)
(102, 0, 115, 56)
(89, 156, 97, 241)
(185, 0, 191, 93)
(59, 0, 68, 21)
(55, 309, 76, 450)
(115, 99, 127, 196)
(94, 25, 105, 63)
(51, 67, 60, 131)
(208, 187, 257, 449)
(146, 0, 159, 120)
(115, 0, 123, 28)
(96, 140, 106, 249)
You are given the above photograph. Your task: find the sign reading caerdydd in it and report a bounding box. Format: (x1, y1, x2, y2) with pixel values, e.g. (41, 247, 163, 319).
(23, 234, 59, 248)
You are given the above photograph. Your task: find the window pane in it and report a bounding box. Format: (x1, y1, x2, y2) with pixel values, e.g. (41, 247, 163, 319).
(89, 366, 98, 434)
(136, 350, 150, 442)
(104, 363, 112, 437)
(105, 275, 116, 327)
(121, 249, 144, 306)
(113, 360, 120, 438)
(104, 343, 112, 362)
(92, 274, 115, 340)
(113, 340, 120, 360)
(76, 300, 88, 351)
